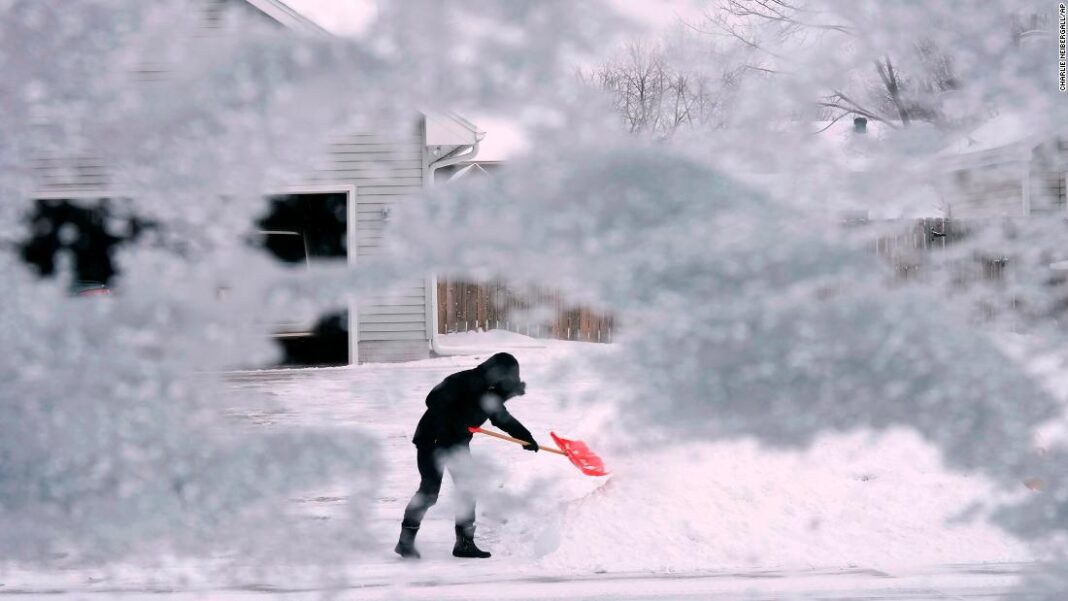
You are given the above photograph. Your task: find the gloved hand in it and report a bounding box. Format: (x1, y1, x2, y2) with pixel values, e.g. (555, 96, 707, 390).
(522, 439, 539, 452)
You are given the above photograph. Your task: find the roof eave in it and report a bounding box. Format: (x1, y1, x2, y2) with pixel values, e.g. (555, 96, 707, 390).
(244, 0, 332, 36)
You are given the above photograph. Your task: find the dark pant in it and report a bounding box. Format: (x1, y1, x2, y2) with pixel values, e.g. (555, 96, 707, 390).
(401, 444, 476, 530)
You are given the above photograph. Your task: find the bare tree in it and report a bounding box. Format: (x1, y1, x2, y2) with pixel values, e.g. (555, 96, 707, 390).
(584, 41, 737, 138)
(699, 0, 969, 128)
(588, 0, 1030, 136)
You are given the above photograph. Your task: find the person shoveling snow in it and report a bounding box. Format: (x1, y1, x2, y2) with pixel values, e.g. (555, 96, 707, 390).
(396, 352, 539, 560)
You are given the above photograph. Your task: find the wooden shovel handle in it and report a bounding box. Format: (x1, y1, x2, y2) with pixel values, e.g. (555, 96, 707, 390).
(470, 427, 566, 456)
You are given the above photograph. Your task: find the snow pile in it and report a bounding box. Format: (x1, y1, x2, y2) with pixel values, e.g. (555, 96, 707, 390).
(0, 329, 1039, 589)
(438, 328, 553, 350)
(529, 432, 1031, 572)
(392, 143, 1059, 490)
(402, 334, 1034, 574)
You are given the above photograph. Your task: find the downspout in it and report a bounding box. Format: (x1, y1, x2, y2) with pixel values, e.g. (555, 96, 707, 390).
(429, 141, 482, 176)
(423, 135, 548, 356)
(426, 136, 484, 357)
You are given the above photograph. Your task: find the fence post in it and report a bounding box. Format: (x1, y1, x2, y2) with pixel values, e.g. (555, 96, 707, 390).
(437, 279, 447, 334)
(445, 280, 454, 334)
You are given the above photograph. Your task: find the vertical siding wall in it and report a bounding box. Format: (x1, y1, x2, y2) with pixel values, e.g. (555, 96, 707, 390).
(944, 138, 1068, 219)
(30, 128, 435, 364)
(1028, 138, 1068, 215)
(26, 3, 435, 364)
(32, 156, 112, 196)
(943, 162, 1026, 218)
(313, 128, 431, 363)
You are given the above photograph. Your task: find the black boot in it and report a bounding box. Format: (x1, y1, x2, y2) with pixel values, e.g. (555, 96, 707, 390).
(452, 525, 491, 559)
(394, 525, 421, 559)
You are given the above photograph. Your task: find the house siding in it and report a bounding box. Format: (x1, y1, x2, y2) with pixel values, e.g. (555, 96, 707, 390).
(31, 156, 113, 197)
(27, 2, 440, 364)
(312, 128, 432, 363)
(29, 126, 436, 364)
(1029, 167, 1067, 215)
(1027, 138, 1068, 215)
(942, 136, 1068, 219)
(943, 161, 1025, 218)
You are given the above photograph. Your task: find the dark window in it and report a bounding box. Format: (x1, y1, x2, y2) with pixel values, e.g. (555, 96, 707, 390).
(18, 198, 147, 289)
(257, 193, 347, 263)
(255, 192, 351, 367)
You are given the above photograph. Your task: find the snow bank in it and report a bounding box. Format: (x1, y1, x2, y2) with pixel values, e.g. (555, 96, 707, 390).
(424, 334, 1034, 573)
(439, 329, 550, 349)
(514, 431, 1030, 573)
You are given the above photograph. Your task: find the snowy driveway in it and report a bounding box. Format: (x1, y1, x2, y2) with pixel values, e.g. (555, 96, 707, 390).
(0, 333, 1047, 599)
(0, 562, 1041, 599)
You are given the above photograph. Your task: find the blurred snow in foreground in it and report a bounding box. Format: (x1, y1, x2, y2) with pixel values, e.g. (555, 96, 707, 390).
(0, 332, 1038, 596)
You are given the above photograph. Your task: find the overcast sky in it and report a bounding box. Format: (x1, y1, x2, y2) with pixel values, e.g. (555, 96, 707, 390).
(282, 0, 706, 36)
(280, 0, 709, 161)
(282, 0, 378, 34)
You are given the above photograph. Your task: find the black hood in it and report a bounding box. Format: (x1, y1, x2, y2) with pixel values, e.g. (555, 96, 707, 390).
(477, 352, 526, 399)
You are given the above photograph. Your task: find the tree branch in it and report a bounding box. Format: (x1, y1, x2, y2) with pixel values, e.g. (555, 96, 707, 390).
(875, 56, 911, 126)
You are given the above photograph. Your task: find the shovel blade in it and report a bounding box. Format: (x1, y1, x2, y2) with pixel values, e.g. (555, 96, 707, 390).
(550, 432, 609, 477)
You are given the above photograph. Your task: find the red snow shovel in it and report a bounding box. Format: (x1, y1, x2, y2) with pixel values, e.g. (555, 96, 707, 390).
(468, 426, 609, 477)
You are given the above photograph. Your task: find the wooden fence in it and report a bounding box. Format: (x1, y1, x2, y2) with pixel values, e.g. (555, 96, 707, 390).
(437, 279, 616, 342)
(437, 219, 1012, 344)
(870, 217, 1009, 282)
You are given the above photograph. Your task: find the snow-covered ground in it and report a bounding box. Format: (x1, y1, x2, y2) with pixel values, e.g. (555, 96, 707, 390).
(0, 563, 1039, 600)
(0, 331, 1044, 598)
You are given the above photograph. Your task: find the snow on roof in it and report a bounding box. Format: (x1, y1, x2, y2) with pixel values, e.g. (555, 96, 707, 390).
(810, 118, 887, 142)
(281, 0, 377, 36)
(940, 112, 1035, 157)
(798, 120, 944, 218)
(456, 117, 875, 166)
(805, 118, 887, 172)
(427, 114, 530, 162)
(445, 163, 488, 182)
(425, 112, 484, 147)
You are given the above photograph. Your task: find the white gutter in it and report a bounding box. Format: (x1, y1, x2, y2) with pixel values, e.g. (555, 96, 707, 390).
(422, 119, 548, 356)
(429, 141, 482, 175)
(425, 136, 489, 357)
(420, 140, 546, 354)
(424, 128, 546, 356)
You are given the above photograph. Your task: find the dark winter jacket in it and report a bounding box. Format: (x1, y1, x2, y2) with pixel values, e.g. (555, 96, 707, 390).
(412, 352, 536, 449)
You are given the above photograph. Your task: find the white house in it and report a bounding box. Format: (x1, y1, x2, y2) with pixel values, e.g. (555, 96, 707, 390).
(937, 113, 1068, 218)
(30, 0, 488, 365)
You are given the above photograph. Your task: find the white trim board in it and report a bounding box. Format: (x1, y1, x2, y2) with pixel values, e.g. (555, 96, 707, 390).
(271, 183, 359, 364)
(242, 0, 330, 36)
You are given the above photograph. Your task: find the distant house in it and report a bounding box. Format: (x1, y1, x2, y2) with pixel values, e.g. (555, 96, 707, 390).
(832, 113, 1068, 285)
(28, 0, 490, 365)
(937, 113, 1068, 218)
(795, 113, 1068, 222)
